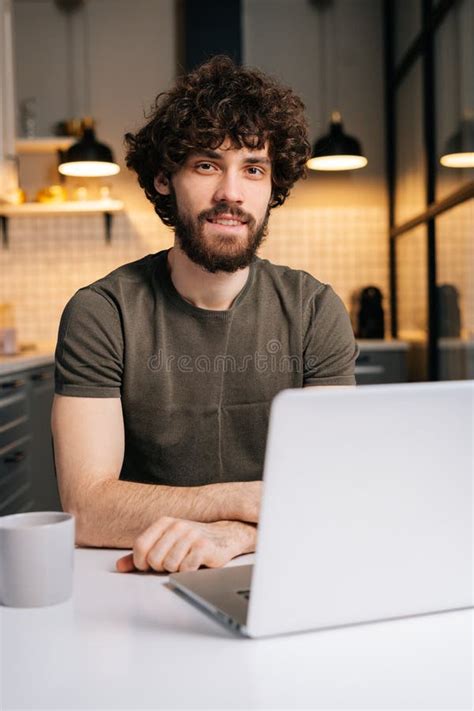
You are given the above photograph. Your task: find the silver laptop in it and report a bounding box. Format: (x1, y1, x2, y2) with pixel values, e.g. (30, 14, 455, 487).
(169, 380, 473, 638)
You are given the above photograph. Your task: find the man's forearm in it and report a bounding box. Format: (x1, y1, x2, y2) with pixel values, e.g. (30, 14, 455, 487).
(72, 477, 260, 548)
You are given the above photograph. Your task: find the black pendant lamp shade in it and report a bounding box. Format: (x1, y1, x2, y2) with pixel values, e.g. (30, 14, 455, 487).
(58, 124, 120, 177)
(440, 116, 474, 168)
(307, 111, 368, 171)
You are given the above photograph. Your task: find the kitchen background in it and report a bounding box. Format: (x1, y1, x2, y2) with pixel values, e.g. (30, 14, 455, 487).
(2, 0, 391, 345)
(1, 0, 473, 381)
(1, 0, 473, 376)
(0, 0, 473, 512)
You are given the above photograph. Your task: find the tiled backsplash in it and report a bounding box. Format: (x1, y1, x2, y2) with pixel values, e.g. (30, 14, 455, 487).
(2, 205, 391, 346)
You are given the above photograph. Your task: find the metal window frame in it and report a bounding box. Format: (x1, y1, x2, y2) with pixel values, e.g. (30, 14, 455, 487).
(384, 0, 474, 381)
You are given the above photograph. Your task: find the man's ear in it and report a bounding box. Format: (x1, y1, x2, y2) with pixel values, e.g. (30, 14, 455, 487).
(154, 173, 171, 196)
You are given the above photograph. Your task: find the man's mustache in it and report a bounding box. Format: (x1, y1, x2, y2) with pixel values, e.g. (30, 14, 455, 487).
(199, 204, 255, 225)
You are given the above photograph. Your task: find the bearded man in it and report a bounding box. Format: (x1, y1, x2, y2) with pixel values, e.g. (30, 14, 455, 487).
(52, 55, 359, 574)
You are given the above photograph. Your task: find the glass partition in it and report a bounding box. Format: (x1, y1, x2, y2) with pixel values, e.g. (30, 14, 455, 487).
(395, 60, 426, 225)
(435, 0, 474, 200)
(396, 225, 428, 380)
(386, 0, 473, 381)
(394, 0, 422, 67)
(435, 199, 474, 379)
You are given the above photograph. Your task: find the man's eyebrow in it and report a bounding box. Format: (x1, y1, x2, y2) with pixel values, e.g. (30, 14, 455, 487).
(245, 156, 271, 166)
(190, 149, 271, 165)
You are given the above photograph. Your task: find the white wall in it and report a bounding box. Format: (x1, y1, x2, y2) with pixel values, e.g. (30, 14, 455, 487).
(0, 0, 18, 198)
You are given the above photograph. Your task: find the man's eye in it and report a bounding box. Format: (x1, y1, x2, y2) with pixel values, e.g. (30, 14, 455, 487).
(247, 166, 264, 176)
(196, 162, 215, 172)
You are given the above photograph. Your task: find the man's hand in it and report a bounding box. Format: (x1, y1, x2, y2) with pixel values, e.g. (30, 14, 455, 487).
(115, 517, 257, 574)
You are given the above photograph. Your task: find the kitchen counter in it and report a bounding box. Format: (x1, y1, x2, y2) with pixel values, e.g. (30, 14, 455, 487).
(1, 548, 471, 709)
(0, 343, 55, 376)
(357, 338, 409, 350)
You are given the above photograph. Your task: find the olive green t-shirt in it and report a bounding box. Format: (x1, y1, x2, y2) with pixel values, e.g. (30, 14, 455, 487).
(55, 248, 359, 486)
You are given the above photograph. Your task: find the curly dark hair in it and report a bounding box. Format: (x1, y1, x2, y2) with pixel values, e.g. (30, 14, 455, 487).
(124, 55, 311, 226)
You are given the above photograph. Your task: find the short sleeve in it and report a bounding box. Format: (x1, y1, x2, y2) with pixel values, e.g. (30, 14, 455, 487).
(54, 287, 123, 397)
(303, 284, 359, 386)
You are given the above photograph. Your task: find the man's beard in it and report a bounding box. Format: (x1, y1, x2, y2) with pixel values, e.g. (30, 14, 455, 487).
(171, 191, 270, 274)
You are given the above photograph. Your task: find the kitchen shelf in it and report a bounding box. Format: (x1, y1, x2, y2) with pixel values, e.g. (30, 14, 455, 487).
(0, 199, 123, 215)
(0, 199, 124, 246)
(15, 137, 75, 154)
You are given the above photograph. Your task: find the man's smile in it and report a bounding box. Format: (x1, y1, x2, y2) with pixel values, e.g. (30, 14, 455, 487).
(209, 216, 246, 225)
(205, 211, 249, 232)
(206, 215, 247, 230)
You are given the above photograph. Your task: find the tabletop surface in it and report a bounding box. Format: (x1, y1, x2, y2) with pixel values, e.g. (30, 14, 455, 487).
(1, 548, 472, 710)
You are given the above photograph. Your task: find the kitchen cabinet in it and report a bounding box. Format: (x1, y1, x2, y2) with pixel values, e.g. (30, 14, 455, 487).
(0, 361, 61, 516)
(27, 364, 61, 511)
(0, 374, 32, 515)
(408, 338, 474, 381)
(355, 340, 408, 385)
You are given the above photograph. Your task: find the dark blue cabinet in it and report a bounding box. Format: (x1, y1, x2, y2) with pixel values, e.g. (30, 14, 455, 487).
(0, 363, 61, 516)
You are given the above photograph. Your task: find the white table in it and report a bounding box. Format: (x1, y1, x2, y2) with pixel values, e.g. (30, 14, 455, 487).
(2, 549, 472, 710)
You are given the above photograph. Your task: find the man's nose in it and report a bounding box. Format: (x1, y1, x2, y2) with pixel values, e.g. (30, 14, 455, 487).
(212, 171, 244, 204)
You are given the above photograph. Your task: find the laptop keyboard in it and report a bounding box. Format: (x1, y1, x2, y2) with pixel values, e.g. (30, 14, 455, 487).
(237, 589, 250, 600)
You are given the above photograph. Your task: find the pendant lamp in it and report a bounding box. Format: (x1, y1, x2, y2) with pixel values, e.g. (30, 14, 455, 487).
(58, 118, 120, 177)
(440, 115, 474, 168)
(307, 111, 368, 171)
(54, 0, 120, 178)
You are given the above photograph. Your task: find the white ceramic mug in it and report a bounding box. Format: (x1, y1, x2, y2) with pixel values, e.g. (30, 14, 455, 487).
(0, 511, 75, 607)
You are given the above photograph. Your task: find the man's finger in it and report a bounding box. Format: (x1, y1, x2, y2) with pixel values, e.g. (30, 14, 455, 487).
(178, 542, 206, 572)
(145, 524, 189, 572)
(132, 517, 173, 571)
(115, 553, 137, 573)
(145, 524, 183, 572)
(161, 534, 195, 573)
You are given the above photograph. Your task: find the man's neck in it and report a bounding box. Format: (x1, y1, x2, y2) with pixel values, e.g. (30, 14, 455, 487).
(166, 245, 251, 311)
